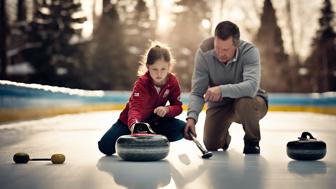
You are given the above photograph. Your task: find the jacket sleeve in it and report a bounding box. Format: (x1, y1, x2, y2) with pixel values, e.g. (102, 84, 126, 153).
(187, 49, 208, 123)
(127, 81, 146, 128)
(166, 80, 183, 117)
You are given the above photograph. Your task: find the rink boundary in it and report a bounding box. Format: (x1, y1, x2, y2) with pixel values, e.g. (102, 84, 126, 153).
(1, 104, 335, 123)
(1, 80, 335, 122)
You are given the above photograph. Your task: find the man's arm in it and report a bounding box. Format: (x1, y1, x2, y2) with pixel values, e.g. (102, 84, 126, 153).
(187, 49, 209, 123)
(220, 46, 260, 98)
(185, 49, 210, 139)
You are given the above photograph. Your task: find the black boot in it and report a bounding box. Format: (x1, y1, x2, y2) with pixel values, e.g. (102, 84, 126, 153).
(222, 135, 231, 151)
(243, 141, 260, 154)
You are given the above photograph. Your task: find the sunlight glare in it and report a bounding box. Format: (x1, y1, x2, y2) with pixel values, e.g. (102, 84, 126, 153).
(230, 8, 245, 21)
(159, 16, 169, 29)
(156, 0, 173, 36)
(201, 19, 211, 29)
(82, 20, 93, 39)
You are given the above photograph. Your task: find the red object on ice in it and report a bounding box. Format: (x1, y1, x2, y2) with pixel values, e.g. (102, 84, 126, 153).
(131, 133, 157, 137)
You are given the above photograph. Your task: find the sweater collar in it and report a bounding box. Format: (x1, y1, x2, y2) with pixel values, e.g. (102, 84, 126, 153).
(227, 48, 239, 64)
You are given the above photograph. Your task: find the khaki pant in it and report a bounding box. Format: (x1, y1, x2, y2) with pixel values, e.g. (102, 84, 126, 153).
(203, 97, 268, 151)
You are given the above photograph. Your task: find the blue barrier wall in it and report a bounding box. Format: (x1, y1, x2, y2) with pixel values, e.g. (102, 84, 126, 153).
(269, 93, 336, 106)
(1, 80, 335, 122)
(0, 80, 192, 108)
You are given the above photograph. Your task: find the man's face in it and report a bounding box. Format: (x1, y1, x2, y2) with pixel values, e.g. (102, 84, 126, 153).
(214, 36, 237, 63)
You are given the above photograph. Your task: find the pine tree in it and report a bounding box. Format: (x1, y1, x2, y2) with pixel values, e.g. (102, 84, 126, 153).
(117, 0, 156, 81)
(0, 0, 8, 79)
(17, 0, 27, 22)
(123, 0, 155, 52)
(254, 0, 289, 92)
(306, 0, 336, 92)
(6, 0, 30, 82)
(22, 0, 86, 87)
(170, 0, 211, 91)
(87, 3, 130, 90)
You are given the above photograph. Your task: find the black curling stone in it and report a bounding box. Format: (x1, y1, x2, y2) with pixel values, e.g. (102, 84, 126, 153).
(116, 133, 169, 161)
(287, 132, 326, 161)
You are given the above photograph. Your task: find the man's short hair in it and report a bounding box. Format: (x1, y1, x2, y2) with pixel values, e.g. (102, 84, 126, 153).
(214, 21, 240, 46)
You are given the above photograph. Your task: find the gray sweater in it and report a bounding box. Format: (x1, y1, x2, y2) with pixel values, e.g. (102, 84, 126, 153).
(187, 37, 267, 123)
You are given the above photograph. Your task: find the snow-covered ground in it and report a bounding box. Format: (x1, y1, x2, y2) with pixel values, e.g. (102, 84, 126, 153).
(0, 111, 335, 189)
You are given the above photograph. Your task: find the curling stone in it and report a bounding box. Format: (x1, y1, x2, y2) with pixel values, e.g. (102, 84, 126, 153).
(287, 132, 326, 161)
(116, 122, 169, 161)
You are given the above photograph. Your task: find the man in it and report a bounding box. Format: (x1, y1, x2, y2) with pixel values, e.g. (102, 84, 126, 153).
(184, 21, 268, 154)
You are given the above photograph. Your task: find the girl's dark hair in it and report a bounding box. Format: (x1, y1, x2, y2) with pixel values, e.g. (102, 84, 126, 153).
(138, 41, 175, 75)
(146, 45, 171, 65)
(215, 21, 240, 46)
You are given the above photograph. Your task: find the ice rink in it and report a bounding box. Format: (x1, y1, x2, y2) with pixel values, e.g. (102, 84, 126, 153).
(0, 111, 335, 189)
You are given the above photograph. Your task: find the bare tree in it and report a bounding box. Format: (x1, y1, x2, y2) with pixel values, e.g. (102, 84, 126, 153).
(17, 0, 26, 22)
(285, 0, 300, 91)
(0, 0, 8, 79)
(219, 0, 224, 20)
(92, 0, 97, 29)
(286, 0, 297, 59)
(153, 0, 159, 32)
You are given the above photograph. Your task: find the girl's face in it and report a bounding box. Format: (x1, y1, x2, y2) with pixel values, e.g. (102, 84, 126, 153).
(147, 59, 170, 86)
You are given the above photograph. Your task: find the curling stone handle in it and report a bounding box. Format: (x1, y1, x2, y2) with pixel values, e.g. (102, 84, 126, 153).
(133, 122, 156, 134)
(31, 158, 51, 161)
(299, 132, 316, 140)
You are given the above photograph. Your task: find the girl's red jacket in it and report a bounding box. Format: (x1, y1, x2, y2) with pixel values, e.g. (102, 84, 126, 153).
(119, 71, 183, 129)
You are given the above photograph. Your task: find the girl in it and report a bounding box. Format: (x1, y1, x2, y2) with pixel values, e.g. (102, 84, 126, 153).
(98, 42, 186, 156)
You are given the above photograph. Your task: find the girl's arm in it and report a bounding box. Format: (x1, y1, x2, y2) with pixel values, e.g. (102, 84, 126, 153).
(165, 82, 183, 117)
(127, 81, 146, 129)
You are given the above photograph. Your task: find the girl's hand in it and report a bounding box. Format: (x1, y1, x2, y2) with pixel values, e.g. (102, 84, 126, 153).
(154, 106, 169, 117)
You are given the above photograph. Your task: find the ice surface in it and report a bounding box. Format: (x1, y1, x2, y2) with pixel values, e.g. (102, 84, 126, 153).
(0, 111, 335, 189)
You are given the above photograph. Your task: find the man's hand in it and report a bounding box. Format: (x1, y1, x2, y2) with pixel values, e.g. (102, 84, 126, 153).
(154, 106, 169, 117)
(184, 118, 197, 140)
(203, 86, 222, 102)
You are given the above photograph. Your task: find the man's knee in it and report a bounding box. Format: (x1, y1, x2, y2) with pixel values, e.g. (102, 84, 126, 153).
(204, 139, 222, 151)
(234, 97, 257, 114)
(235, 97, 254, 108)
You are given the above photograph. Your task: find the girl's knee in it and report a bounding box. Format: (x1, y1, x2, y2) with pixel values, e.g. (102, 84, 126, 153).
(98, 120, 129, 156)
(173, 119, 186, 130)
(98, 140, 115, 156)
(167, 132, 184, 142)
